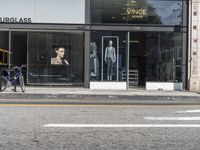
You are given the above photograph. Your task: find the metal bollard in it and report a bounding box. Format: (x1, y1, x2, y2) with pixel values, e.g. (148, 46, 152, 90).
(0, 77, 1, 92)
(12, 70, 17, 92)
(0, 70, 2, 92)
(13, 78, 17, 92)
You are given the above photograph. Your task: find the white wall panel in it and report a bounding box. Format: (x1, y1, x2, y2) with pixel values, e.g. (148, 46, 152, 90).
(0, 0, 85, 24)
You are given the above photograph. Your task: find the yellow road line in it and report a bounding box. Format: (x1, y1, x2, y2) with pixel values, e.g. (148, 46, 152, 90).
(0, 104, 200, 108)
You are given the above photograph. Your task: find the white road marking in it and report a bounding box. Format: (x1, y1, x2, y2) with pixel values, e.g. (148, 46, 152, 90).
(43, 124, 200, 128)
(175, 110, 200, 113)
(144, 117, 200, 120)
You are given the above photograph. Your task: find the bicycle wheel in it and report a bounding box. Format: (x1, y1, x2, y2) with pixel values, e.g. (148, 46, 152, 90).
(19, 75, 25, 93)
(0, 76, 8, 91)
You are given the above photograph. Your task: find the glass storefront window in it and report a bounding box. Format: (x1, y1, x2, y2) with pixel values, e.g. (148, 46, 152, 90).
(90, 31, 183, 85)
(132, 32, 183, 84)
(11, 32, 27, 67)
(27, 32, 84, 85)
(0, 31, 9, 68)
(90, 31, 127, 82)
(91, 0, 183, 25)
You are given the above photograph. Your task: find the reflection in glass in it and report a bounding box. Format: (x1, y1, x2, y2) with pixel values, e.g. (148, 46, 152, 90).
(0, 31, 9, 68)
(91, 31, 183, 85)
(145, 32, 183, 83)
(91, 0, 183, 25)
(147, 0, 182, 25)
(127, 32, 183, 86)
(11, 32, 27, 67)
(27, 32, 84, 85)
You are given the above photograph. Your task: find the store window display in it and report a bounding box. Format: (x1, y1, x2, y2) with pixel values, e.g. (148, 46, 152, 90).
(91, 0, 183, 25)
(28, 32, 84, 85)
(90, 31, 127, 82)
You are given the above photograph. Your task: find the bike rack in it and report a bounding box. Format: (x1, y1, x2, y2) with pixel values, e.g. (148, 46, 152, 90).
(13, 80, 17, 92)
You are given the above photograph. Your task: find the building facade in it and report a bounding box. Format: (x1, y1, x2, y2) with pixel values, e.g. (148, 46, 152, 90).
(0, 0, 192, 91)
(188, 0, 200, 92)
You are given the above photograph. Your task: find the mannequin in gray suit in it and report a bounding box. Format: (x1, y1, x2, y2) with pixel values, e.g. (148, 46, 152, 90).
(104, 40, 116, 80)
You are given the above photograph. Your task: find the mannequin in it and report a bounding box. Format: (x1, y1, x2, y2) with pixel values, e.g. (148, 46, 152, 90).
(104, 40, 116, 80)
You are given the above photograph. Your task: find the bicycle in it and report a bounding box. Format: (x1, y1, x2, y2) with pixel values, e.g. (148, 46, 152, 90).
(0, 65, 26, 93)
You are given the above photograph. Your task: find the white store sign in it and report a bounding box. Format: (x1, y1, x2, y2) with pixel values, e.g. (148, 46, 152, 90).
(0, 0, 85, 24)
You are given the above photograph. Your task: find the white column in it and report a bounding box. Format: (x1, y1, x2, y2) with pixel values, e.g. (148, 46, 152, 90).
(188, 0, 200, 92)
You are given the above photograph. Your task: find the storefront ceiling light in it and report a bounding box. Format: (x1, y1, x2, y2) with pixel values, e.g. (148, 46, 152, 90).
(120, 13, 126, 15)
(122, 40, 140, 43)
(129, 41, 140, 43)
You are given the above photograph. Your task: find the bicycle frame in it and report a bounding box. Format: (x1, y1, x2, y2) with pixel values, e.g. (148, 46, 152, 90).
(9, 70, 22, 84)
(0, 64, 26, 92)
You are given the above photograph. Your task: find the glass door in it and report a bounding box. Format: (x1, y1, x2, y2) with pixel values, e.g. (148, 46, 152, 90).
(128, 32, 147, 86)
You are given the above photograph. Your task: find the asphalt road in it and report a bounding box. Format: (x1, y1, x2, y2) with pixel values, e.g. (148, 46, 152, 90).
(1, 103, 200, 149)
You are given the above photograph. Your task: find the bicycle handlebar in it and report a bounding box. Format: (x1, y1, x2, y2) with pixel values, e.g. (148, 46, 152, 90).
(0, 65, 26, 74)
(21, 64, 27, 68)
(10, 64, 26, 71)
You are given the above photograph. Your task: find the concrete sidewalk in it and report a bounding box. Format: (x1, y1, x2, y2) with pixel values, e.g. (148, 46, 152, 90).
(0, 86, 200, 105)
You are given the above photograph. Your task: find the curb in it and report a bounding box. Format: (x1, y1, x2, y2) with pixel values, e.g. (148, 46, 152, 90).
(0, 93, 200, 105)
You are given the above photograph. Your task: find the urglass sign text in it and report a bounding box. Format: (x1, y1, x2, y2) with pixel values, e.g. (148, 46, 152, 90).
(0, 17, 32, 23)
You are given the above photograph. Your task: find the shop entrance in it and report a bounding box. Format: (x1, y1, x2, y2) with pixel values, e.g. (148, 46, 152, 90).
(129, 32, 146, 87)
